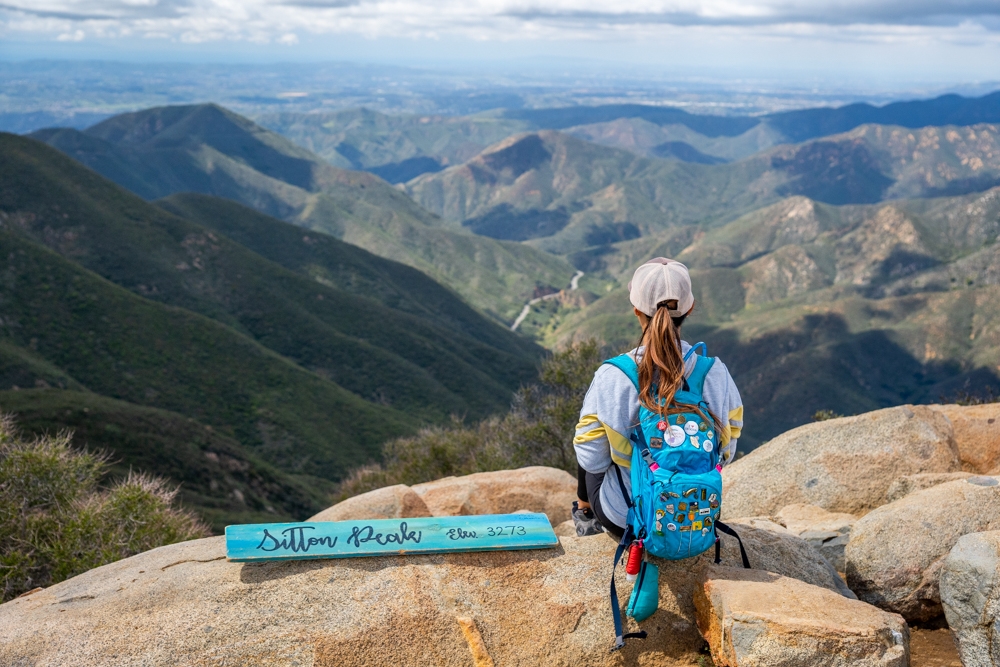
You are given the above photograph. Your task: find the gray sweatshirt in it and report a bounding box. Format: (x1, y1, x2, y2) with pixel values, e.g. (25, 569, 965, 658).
(573, 341, 744, 529)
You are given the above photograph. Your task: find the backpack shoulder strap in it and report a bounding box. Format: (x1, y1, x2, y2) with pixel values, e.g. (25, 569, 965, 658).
(682, 342, 716, 400)
(603, 353, 639, 392)
(605, 350, 713, 397)
(686, 355, 716, 399)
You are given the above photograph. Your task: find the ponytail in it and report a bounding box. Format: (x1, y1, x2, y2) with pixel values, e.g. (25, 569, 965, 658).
(636, 302, 686, 416)
(634, 302, 725, 434)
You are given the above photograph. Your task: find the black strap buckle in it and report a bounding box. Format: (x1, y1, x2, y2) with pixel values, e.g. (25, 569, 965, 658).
(610, 631, 648, 653)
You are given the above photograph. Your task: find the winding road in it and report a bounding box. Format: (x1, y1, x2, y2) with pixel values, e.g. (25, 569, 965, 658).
(510, 270, 584, 332)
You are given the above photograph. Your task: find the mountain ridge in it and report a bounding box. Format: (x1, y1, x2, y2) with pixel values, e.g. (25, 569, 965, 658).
(248, 90, 1000, 185)
(509, 91, 1000, 141)
(404, 123, 1000, 257)
(32, 104, 573, 321)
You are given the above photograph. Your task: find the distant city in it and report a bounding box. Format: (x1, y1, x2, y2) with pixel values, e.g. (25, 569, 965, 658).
(3, 59, 999, 134)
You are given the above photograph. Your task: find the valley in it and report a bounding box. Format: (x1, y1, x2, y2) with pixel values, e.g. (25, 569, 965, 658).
(7, 88, 1000, 526)
(31, 105, 573, 323)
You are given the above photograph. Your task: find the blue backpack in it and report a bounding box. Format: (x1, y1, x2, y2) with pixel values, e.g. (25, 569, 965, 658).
(604, 343, 750, 651)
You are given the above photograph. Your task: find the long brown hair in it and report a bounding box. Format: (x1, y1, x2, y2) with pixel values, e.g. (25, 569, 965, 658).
(635, 301, 724, 433)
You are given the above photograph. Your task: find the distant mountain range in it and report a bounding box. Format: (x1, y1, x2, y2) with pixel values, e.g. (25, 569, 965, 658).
(513, 92, 1000, 162)
(256, 108, 531, 183)
(31, 105, 573, 322)
(18, 92, 1000, 469)
(404, 124, 1000, 254)
(508, 92, 1000, 137)
(259, 91, 1000, 181)
(0, 132, 544, 528)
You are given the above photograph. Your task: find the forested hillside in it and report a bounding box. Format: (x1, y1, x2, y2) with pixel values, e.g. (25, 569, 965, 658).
(0, 132, 545, 528)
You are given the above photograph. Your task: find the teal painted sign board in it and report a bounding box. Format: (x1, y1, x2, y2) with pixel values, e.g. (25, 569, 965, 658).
(225, 512, 559, 562)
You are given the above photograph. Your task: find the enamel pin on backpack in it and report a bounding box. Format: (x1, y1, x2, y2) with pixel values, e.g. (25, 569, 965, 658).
(603, 342, 750, 652)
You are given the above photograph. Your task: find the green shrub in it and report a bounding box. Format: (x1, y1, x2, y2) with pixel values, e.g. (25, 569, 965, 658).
(811, 409, 844, 422)
(947, 386, 998, 406)
(0, 416, 208, 601)
(338, 340, 605, 499)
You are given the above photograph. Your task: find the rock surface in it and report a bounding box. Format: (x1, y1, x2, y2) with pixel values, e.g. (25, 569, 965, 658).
(940, 530, 1000, 667)
(774, 503, 857, 535)
(724, 517, 856, 599)
(554, 519, 578, 537)
(886, 472, 974, 503)
(411, 466, 577, 526)
(723, 405, 960, 518)
(307, 484, 431, 522)
(694, 566, 909, 667)
(929, 403, 1000, 473)
(847, 476, 1000, 622)
(0, 516, 859, 666)
(774, 503, 856, 572)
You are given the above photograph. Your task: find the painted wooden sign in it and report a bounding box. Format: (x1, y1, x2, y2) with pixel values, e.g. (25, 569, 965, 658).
(225, 512, 559, 562)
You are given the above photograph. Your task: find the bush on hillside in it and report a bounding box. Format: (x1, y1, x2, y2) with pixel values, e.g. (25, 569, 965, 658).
(811, 409, 845, 422)
(0, 416, 208, 601)
(338, 340, 605, 499)
(949, 386, 998, 406)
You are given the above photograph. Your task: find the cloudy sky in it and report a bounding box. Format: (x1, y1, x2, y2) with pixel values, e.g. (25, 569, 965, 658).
(2, 1, 999, 83)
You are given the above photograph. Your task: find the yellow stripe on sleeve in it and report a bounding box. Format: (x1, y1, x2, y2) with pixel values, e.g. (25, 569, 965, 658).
(574, 414, 632, 468)
(606, 424, 632, 469)
(574, 428, 608, 444)
(724, 405, 744, 443)
(573, 414, 604, 445)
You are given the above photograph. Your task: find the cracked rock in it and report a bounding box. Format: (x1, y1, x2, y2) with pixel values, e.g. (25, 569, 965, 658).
(694, 565, 908, 667)
(847, 476, 1000, 622)
(941, 530, 1000, 667)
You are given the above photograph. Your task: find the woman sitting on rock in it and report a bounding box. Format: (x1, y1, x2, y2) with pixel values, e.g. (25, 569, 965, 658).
(571, 258, 744, 538)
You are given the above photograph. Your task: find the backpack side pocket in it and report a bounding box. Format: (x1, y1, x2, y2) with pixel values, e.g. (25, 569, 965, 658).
(626, 561, 659, 622)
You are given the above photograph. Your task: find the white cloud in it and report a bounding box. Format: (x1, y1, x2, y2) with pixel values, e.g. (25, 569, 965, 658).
(1, 0, 999, 50)
(55, 27, 85, 40)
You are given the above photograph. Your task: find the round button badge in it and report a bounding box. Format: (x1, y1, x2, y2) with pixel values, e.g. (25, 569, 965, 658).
(684, 420, 699, 435)
(666, 424, 686, 447)
(703, 440, 713, 453)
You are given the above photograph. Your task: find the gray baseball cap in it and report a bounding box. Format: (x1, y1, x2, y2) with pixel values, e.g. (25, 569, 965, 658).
(628, 258, 694, 317)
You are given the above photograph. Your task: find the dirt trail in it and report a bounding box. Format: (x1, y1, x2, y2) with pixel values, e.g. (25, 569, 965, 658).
(511, 270, 583, 332)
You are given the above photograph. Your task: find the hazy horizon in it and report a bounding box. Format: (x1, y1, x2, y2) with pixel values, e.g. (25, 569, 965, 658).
(2, 1, 999, 90)
(2, 59, 997, 138)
